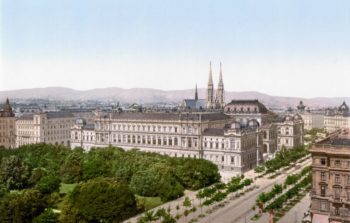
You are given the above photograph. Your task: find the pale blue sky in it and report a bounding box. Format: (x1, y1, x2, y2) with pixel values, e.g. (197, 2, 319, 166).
(1, 0, 349, 97)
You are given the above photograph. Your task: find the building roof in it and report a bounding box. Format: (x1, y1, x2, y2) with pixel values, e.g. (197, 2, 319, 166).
(203, 128, 225, 136)
(107, 112, 230, 122)
(225, 99, 269, 114)
(18, 113, 34, 120)
(316, 130, 350, 146)
(182, 99, 206, 110)
(17, 112, 74, 120)
(82, 124, 95, 130)
(46, 112, 75, 119)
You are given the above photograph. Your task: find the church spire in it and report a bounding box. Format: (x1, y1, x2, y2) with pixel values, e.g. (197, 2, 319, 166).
(215, 62, 225, 109)
(207, 61, 214, 109)
(219, 62, 223, 85)
(208, 61, 213, 85)
(195, 84, 198, 100)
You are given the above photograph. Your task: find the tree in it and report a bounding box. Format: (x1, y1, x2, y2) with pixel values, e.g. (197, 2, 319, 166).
(28, 168, 46, 186)
(0, 155, 31, 190)
(130, 168, 161, 197)
(32, 208, 58, 223)
(175, 158, 220, 190)
(61, 177, 137, 222)
(60, 151, 83, 183)
(36, 174, 61, 194)
(0, 189, 45, 223)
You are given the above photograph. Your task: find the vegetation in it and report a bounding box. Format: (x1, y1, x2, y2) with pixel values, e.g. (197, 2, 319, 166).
(0, 143, 221, 222)
(254, 166, 311, 215)
(197, 175, 254, 206)
(60, 177, 137, 222)
(304, 128, 326, 142)
(265, 173, 311, 212)
(257, 146, 309, 175)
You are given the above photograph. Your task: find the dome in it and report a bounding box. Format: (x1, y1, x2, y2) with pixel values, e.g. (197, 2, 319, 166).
(230, 122, 241, 129)
(76, 118, 86, 125)
(339, 101, 349, 112)
(247, 119, 259, 128)
(0, 98, 14, 117)
(3, 98, 12, 113)
(284, 115, 294, 121)
(293, 114, 302, 120)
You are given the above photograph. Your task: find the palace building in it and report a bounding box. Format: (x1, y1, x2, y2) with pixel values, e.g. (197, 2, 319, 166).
(16, 112, 75, 147)
(71, 63, 304, 175)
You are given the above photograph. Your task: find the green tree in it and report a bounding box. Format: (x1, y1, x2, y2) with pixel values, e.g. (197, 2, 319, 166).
(0, 155, 31, 190)
(60, 151, 83, 183)
(130, 168, 161, 197)
(0, 189, 45, 223)
(36, 174, 61, 194)
(61, 177, 137, 222)
(32, 208, 58, 223)
(175, 158, 220, 190)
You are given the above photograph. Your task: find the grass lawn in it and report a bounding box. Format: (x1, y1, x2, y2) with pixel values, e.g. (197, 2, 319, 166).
(60, 183, 77, 194)
(136, 195, 163, 211)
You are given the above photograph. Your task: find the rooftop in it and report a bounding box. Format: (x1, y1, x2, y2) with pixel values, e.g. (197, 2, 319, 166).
(315, 130, 350, 147)
(106, 112, 231, 122)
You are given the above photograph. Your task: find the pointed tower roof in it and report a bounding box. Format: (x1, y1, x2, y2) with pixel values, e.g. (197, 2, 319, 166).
(208, 61, 213, 85)
(218, 62, 223, 85)
(195, 84, 198, 100)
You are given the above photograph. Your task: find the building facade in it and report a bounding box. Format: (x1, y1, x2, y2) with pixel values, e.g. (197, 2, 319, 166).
(0, 99, 16, 148)
(224, 99, 278, 158)
(16, 112, 75, 147)
(324, 102, 350, 133)
(297, 101, 325, 130)
(276, 114, 304, 150)
(310, 129, 350, 223)
(71, 112, 266, 174)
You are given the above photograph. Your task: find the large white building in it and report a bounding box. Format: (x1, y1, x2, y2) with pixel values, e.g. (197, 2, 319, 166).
(296, 101, 325, 130)
(16, 112, 75, 147)
(71, 112, 265, 174)
(324, 102, 350, 133)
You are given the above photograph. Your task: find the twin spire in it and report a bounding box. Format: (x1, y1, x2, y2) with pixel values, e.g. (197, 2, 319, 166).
(207, 62, 225, 109)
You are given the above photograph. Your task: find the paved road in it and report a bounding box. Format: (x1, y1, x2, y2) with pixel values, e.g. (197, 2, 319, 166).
(198, 159, 311, 223)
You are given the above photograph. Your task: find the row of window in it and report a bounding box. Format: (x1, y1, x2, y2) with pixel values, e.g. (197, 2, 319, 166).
(319, 158, 350, 167)
(96, 123, 181, 133)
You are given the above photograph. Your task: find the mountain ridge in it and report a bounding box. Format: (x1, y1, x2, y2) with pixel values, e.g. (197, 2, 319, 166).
(0, 87, 349, 108)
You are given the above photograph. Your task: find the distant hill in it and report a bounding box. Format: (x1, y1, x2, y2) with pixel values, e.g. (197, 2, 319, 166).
(0, 87, 349, 109)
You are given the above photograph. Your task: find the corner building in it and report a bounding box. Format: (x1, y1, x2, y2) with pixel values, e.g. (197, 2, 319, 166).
(310, 129, 350, 223)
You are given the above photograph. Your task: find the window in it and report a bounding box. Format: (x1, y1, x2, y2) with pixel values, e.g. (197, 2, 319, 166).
(222, 156, 224, 162)
(321, 185, 326, 197)
(335, 174, 341, 184)
(334, 188, 341, 199)
(320, 158, 326, 165)
(321, 172, 326, 181)
(335, 207, 340, 216)
(335, 160, 341, 167)
(231, 156, 234, 164)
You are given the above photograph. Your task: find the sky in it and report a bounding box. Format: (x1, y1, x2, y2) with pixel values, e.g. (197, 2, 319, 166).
(0, 0, 349, 98)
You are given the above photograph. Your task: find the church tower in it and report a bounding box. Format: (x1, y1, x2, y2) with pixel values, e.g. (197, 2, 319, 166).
(207, 62, 214, 109)
(215, 62, 225, 109)
(195, 84, 198, 100)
